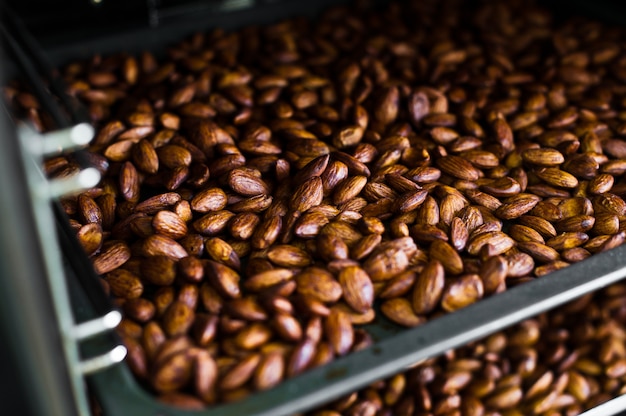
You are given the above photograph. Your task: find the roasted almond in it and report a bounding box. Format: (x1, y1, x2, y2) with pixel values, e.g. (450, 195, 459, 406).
(296, 268, 342, 303)
(228, 168, 270, 196)
(412, 260, 445, 315)
(338, 266, 374, 313)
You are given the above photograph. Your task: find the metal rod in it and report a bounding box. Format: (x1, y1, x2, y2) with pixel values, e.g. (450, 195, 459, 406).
(33, 122, 94, 156)
(579, 394, 626, 416)
(79, 346, 127, 375)
(45, 167, 101, 198)
(71, 311, 122, 341)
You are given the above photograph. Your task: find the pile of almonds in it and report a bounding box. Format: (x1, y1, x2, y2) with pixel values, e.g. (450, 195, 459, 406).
(307, 286, 626, 416)
(6, 0, 626, 413)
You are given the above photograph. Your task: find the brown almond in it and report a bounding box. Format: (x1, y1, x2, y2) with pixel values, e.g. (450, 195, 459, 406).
(467, 232, 515, 256)
(338, 266, 374, 313)
(350, 234, 382, 260)
(430, 240, 464, 275)
(528, 201, 563, 222)
(105, 269, 143, 299)
(465, 189, 502, 211)
(556, 215, 595, 233)
(317, 234, 349, 261)
(546, 232, 589, 251)
(135, 192, 182, 214)
(254, 352, 285, 391)
(119, 161, 140, 202)
(287, 338, 316, 377)
(517, 241, 560, 263)
(235, 323, 273, 350)
(204, 260, 241, 298)
(480, 255, 508, 294)
(162, 301, 194, 337)
(441, 274, 484, 312)
(593, 194, 626, 217)
(437, 155, 481, 181)
(333, 175, 368, 206)
(220, 353, 261, 390)
(588, 173, 614, 195)
(245, 269, 296, 292)
(152, 210, 188, 240)
(521, 148, 565, 166)
(229, 212, 260, 240)
(272, 313, 302, 342)
(191, 188, 228, 213)
(193, 210, 236, 236)
(495, 194, 541, 220)
(363, 247, 409, 281)
(205, 238, 241, 270)
(333, 125, 364, 149)
(141, 255, 177, 286)
(141, 234, 188, 259)
(228, 168, 270, 196)
(152, 351, 193, 393)
(393, 189, 429, 213)
(506, 252, 535, 277)
(76, 223, 103, 256)
(508, 224, 545, 244)
(519, 216, 557, 238)
(296, 268, 342, 303)
(93, 241, 131, 274)
(157, 145, 192, 169)
(485, 386, 523, 409)
(480, 177, 521, 197)
(536, 168, 579, 188)
(291, 177, 324, 212)
(267, 245, 312, 268)
(251, 214, 282, 249)
(449, 217, 469, 251)
(321, 160, 349, 195)
(324, 308, 354, 356)
(194, 351, 218, 403)
(132, 139, 159, 174)
(412, 260, 445, 315)
(593, 213, 619, 235)
(381, 298, 424, 327)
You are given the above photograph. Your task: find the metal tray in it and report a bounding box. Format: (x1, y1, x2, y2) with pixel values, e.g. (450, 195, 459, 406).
(7, 0, 626, 415)
(77, 244, 626, 416)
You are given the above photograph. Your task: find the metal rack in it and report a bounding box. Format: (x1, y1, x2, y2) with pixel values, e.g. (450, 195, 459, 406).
(15, 122, 126, 416)
(1, 13, 127, 415)
(4, 1, 626, 415)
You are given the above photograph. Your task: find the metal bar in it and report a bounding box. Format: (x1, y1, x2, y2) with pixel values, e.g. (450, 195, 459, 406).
(34, 122, 94, 156)
(0, 106, 80, 416)
(79, 345, 127, 375)
(90, 242, 626, 416)
(15, 124, 104, 416)
(71, 311, 122, 341)
(580, 394, 626, 416)
(45, 167, 101, 198)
